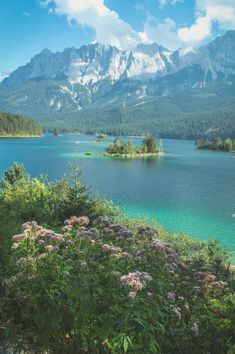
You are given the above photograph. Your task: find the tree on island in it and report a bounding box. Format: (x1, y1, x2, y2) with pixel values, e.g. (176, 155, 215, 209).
(54, 128, 60, 136)
(196, 137, 235, 152)
(141, 136, 158, 153)
(106, 136, 159, 155)
(106, 138, 122, 154)
(113, 138, 122, 154)
(123, 140, 134, 154)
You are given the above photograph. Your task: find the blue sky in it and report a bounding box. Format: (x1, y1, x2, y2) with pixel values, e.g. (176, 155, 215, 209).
(1, 0, 235, 72)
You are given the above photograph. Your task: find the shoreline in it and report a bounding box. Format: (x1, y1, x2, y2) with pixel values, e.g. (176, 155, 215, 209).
(0, 134, 42, 138)
(85, 151, 165, 158)
(197, 147, 235, 153)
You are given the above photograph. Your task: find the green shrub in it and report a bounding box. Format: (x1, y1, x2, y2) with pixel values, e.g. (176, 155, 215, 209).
(1, 216, 234, 353)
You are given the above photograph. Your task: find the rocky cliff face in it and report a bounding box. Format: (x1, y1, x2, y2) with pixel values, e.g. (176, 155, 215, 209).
(1, 43, 179, 87)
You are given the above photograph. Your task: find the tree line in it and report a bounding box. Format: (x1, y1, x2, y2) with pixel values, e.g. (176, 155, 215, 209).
(0, 112, 42, 136)
(196, 137, 235, 152)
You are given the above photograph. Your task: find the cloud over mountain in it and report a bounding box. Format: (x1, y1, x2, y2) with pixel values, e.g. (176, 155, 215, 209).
(40, 0, 235, 50)
(178, 0, 235, 45)
(40, 0, 141, 49)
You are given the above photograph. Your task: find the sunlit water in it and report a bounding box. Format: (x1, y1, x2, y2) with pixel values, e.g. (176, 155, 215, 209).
(1, 134, 235, 259)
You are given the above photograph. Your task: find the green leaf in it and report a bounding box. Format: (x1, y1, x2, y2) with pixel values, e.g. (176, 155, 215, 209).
(123, 336, 129, 353)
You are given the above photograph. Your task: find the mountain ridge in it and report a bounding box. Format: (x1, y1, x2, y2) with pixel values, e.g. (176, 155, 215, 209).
(2, 30, 235, 89)
(0, 31, 235, 138)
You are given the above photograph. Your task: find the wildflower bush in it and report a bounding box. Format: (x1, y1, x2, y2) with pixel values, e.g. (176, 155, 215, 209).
(0, 164, 235, 353)
(0, 163, 117, 258)
(1, 215, 235, 354)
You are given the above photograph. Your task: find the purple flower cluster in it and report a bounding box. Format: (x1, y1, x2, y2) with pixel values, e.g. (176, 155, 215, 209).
(197, 271, 217, 283)
(191, 322, 199, 336)
(115, 227, 133, 241)
(138, 226, 158, 237)
(65, 216, 89, 226)
(93, 216, 112, 227)
(101, 244, 122, 253)
(120, 271, 153, 291)
(93, 216, 133, 241)
(167, 291, 176, 301)
(63, 216, 89, 234)
(101, 244, 133, 260)
(77, 228, 99, 240)
(211, 280, 228, 289)
(128, 291, 137, 299)
(12, 222, 65, 246)
(152, 238, 170, 252)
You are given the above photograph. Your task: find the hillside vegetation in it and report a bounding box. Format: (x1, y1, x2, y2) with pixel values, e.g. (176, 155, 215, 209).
(0, 112, 42, 137)
(0, 164, 234, 354)
(39, 80, 235, 139)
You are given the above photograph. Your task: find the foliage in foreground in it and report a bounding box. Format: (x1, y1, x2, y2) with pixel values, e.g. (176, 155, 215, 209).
(0, 164, 234, 354)
(0, 162, 117, 259)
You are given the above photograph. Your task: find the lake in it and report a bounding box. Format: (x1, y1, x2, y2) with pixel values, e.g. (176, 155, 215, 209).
(1, 134, 235, 259)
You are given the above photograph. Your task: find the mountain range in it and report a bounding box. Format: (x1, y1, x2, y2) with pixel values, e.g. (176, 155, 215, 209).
(0, 30, 235, 138)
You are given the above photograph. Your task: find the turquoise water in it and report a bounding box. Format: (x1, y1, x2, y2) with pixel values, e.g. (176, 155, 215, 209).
(1, 135, 235, 258)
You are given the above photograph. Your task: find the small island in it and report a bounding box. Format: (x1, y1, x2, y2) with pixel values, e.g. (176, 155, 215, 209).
(96, 132, 107, 139)
(86, 136, 164, 158)
(0, 112, 42, 137)
(196, 137, 235, 152)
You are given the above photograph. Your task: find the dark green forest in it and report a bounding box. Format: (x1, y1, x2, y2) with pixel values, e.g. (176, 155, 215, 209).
(0, 112, 42, 136)
(42, 81, 235, 139)
(1, 78, 235, 140)
(45, 108, 235, 140)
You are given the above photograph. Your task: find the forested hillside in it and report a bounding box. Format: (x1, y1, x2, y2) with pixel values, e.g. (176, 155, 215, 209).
(43, 80, 235, 139)
(0, 112, 42, 137)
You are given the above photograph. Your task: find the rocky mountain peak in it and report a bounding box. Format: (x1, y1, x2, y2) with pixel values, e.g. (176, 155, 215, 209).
(1, 31, 235, 89)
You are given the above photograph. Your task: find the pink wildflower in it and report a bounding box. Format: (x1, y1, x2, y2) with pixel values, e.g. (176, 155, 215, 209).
(120, 271, 153, 291)
(101, 244, 111, 252)
(128, 291, 137, 300)
(167, 291, 176, 301)
(12, 234, 25, 243)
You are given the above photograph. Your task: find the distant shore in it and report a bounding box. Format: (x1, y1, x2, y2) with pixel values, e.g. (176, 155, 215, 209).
(0, 134, 42, 138)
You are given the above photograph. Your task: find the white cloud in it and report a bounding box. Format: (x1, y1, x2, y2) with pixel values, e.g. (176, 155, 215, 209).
(23, 11, 31, 16)
(143, 18, 180, 49)
(178, 13, 212, 44)
(41, 0, 141, 49)
(40, 0, 235, 50)
(159, 0, 183, 8)
(178, 0, 235, 45)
